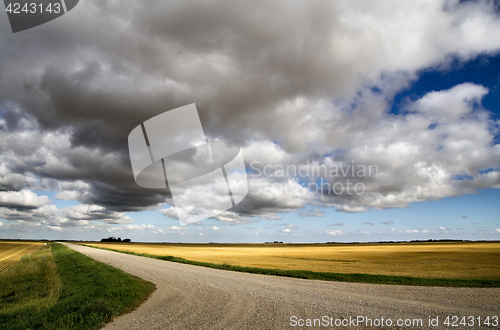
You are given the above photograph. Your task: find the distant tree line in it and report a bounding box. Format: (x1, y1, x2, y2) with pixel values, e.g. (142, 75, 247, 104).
(326, 239, 468, 244)
(100, 236, 131, 243)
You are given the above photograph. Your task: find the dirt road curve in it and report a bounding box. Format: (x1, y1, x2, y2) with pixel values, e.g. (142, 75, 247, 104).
(62, 243, 499, 330)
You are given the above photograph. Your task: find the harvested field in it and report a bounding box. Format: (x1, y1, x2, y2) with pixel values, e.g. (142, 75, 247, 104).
(84, 241, 500, 279)
(0, 241, 45, 273)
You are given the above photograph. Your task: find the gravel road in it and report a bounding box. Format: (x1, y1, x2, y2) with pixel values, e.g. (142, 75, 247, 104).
(62, 243, 499, 330)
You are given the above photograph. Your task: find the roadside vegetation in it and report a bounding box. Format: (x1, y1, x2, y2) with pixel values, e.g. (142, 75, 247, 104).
(85, 243, 500, 288)
(0, 243, 155, 330)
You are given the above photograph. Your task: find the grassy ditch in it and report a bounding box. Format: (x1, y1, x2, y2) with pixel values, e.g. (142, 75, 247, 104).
(0, 243, 155, 330)
(84, 244, 500, 288)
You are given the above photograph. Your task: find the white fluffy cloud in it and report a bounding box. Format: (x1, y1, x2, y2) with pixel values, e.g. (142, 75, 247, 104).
(109, 224, 157, 232)
(0, 190, 48, 209)
(305, 83, 500, 212)
(55, 180, 92, 200)
(0, 196, 133, 233)
(297, 208, 324, 217)
(412, 83, 489, 122)
(325, 230, 343, 236)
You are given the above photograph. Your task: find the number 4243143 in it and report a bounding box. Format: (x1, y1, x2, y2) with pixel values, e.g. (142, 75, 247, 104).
(444, 316, 498, 327)
(5, 2, 61, 14)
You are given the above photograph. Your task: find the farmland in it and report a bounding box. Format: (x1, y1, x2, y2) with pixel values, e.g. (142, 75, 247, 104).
(84, 241, 500, 279)
(0, 240, 45, 273)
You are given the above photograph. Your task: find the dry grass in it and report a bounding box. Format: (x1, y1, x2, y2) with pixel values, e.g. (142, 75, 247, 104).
(84, 241, 500, 279)
(0, 244, 62, 316)
(1, 243, 156, 330)
(0, 241, 45, 274)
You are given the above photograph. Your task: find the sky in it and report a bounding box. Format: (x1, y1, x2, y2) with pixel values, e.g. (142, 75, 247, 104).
(0, 0, 499, 243)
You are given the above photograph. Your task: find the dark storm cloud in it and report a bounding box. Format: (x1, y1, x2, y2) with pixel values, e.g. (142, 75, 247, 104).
(79, 181, 168, 212)
(0, 0, 352, 150)
(0, 105, 169, 211)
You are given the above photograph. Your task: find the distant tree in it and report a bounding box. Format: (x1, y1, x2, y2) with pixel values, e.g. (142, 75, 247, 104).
(123, 238, 131, 243)
(100, 236, 125, 242)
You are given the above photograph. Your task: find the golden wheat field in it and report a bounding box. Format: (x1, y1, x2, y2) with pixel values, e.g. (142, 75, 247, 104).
(0, 241, 45, 273)
(85, 241, 500, 279)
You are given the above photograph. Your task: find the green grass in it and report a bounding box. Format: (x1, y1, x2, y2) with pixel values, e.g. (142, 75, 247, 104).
(0, 243, 155, 330)
(0, 245, 62, 318)
(84, 244, 500, 288)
